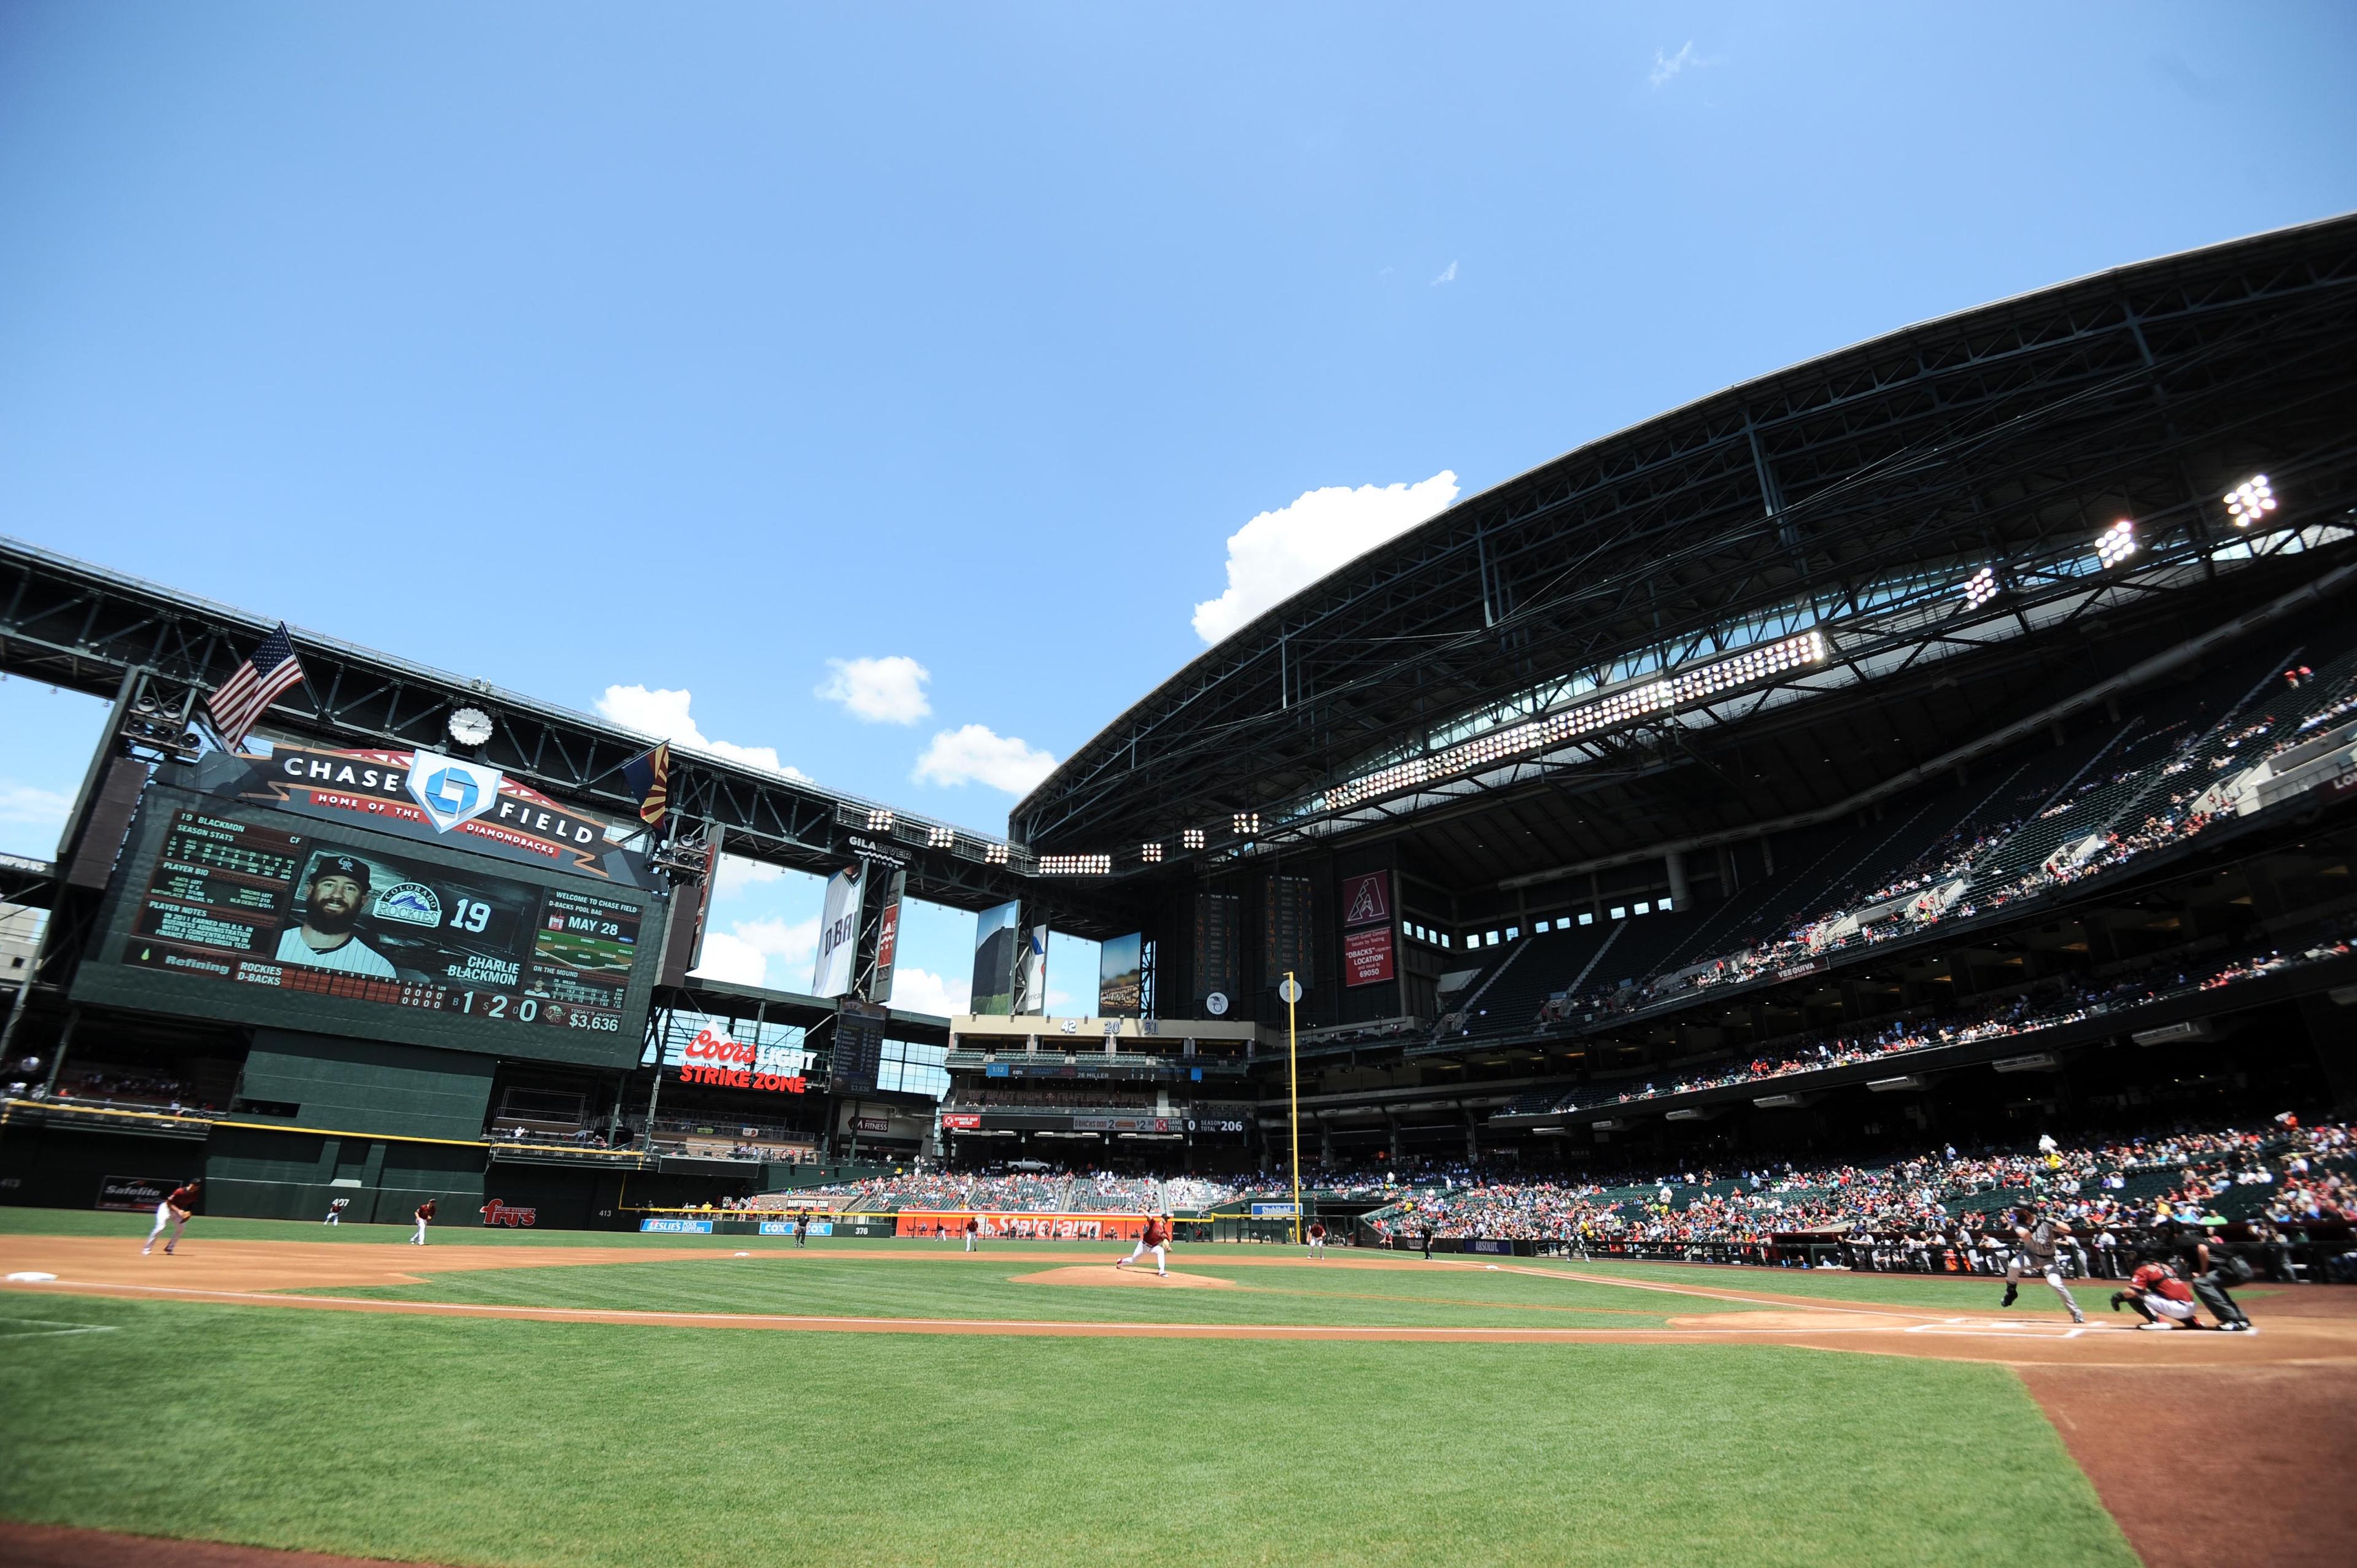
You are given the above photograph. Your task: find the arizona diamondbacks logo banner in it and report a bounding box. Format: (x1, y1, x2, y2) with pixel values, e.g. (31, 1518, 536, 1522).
(812, 864, 864, 998)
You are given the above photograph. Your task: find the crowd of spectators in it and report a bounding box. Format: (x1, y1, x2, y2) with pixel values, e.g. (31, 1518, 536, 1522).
(1363, 1115, 2354, 1269)
(23, 1065, 211, 1113)
(1532, 922, 2353, 1119)
(800, 1166, 1238, 1214)
(1541, 661, 2357, 1028)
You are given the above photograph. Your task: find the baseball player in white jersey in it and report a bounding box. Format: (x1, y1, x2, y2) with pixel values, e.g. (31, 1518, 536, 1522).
(1999, 1207, 2086, 1323)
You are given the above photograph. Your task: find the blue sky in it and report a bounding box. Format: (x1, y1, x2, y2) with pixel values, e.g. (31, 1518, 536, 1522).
(3, 3, 2354, 1013)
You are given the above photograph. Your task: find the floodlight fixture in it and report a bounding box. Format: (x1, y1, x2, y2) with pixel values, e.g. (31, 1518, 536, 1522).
(2094, 520, 2138, 568)
(1140, 841, 1164, 863)
(1961, 566, 1999, 609)
(1038, 854, 1112, 875)
(864, 808, 895, 833)
(1232, 812, 1260, 837)
(2224, 474, 2277, 528)
(926, 825, 956, 848)
(1181, 828, 1206, 849)
(983, 842, 1011, 866)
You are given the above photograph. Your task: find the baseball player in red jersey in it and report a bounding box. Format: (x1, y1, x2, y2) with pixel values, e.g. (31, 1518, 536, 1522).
(2113, 1260, 2203, 1329)
(1115, 1215, 1172, 1276)
(142, 1181, 199, 1254)
(1307, 1219, 1327, 1259)
(411, 1199, 436, 1246)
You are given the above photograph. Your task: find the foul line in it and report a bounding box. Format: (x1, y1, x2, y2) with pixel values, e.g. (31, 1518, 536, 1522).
(0, 1277, 2112, 1342)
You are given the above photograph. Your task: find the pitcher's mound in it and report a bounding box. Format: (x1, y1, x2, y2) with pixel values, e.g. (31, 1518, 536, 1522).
(1013, 1266, 1235, 1289)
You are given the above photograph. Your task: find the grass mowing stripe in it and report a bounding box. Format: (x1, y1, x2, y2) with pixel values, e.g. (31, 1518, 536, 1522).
(0, 1295, 2134, 1568)
(310, 1255, 1740, 1328)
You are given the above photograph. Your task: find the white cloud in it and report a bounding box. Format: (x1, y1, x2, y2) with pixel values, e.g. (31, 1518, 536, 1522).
(688, 931, 768, 987)
(734, 916, 821, 968)
(1430, 260, 1458, 286)
(1649, 41, 1718, 87)
(687, 915, 819, 989)
(595, 685, 810, 780)
(0, 783, 72, 829)
(816, 656, 932, 725)
(913, 724, 1058, 795)
(889, 965, 970, 1018)
(712, 854, 784, 894)
(1191, 471, 1461, 644)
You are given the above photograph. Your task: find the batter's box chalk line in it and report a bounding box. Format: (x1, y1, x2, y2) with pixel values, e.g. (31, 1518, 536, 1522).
(1905, 1317, 2085, 1335)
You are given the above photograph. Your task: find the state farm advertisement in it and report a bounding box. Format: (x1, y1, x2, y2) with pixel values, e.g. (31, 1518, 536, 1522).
(895, 1211, 1169, 1241)
(1343, 925, 1395, 986)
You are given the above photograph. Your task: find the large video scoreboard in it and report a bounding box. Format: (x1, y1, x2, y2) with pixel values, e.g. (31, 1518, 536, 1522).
(71, 747, 665, 1068)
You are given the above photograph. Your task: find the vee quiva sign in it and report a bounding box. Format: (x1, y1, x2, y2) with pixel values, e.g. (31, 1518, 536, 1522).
(677, 1027, 808, 1093)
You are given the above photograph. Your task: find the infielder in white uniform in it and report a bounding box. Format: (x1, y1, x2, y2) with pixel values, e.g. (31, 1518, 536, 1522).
(2000, 1208, 2086, 1323)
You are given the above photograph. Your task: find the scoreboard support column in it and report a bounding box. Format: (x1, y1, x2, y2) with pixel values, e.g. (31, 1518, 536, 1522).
(851, 862, 905, 1007)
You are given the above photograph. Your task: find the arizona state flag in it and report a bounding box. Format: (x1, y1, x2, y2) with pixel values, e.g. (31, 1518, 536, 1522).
(621, 743, 671, 836)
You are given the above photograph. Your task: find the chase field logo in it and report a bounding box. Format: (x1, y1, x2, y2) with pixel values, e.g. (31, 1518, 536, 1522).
(404, 749, 503, 835)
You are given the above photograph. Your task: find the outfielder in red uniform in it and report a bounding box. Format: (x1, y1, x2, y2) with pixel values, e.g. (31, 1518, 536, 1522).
(1115, 1215, 1172, 1276)
(411, 1199, 436, 1246)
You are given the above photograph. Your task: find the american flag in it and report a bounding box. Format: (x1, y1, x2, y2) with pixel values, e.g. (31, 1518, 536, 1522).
(204, 623, 308, 748)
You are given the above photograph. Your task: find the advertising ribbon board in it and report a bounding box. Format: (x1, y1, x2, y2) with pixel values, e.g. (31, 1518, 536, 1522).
(895, 1211, 1170, 1242)
(638, 1218, 715, 1234)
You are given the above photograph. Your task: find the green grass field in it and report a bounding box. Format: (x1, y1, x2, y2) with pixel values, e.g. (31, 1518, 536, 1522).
(0, 1210, 2138, 1567)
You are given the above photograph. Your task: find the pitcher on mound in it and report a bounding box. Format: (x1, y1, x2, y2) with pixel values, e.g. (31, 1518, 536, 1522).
(1115, 1214, 1172, 1277)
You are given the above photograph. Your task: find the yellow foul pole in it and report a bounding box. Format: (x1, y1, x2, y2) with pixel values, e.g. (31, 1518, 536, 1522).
(1286, 970, 1301, 1246)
